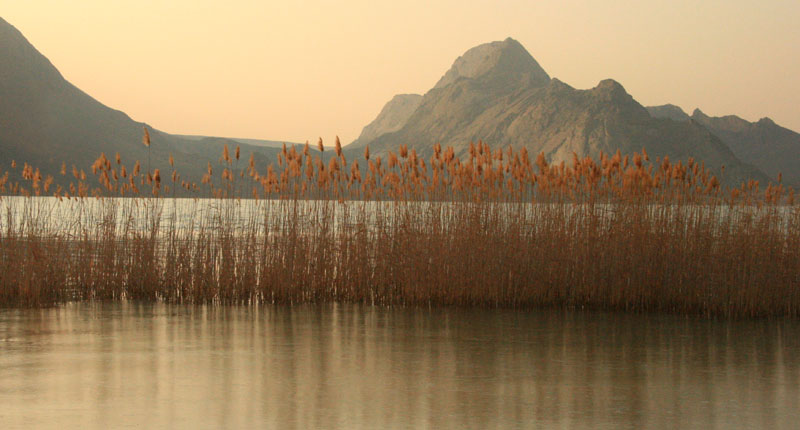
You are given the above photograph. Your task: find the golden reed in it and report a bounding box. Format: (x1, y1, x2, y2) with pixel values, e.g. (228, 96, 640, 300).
(0, 137, 798, 317)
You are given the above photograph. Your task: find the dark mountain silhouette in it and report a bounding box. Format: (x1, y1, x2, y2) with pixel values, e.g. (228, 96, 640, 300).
(0, 17, 285, 192)
(351, 38, 771, 185)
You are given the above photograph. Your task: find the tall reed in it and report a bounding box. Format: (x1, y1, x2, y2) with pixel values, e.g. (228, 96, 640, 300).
(0, 139, 798, 317)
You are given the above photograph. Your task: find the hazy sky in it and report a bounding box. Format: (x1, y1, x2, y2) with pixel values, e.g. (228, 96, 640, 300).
(4, 1, 800, 144)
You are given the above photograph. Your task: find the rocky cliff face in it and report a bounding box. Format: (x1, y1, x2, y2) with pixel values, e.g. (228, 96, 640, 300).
(350, 38, 769, 184)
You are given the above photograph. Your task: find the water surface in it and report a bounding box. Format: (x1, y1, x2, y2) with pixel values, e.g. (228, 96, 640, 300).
(1, 304, 798, 429)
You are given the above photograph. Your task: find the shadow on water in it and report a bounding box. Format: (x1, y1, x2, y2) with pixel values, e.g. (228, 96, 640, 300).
(1, 303, 799, 429)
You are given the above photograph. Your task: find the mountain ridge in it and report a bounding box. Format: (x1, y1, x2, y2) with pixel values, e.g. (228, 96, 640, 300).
(350, 94, 422, 148)
(350, 38, 771, 185)
(646, 104, 800, 185)
(1, 18, 793, 189)
(690, 109, 800, 185)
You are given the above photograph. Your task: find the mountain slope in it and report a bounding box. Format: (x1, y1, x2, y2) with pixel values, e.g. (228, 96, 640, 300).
(0, 17, 283, 191)
(647, 105, 800, 186)
(350, 94, 422, 148)
(646, 104, 690, 122)
(348, 37, 551, 152)
(690, 110, 800, 186)
(352, 38, 768, 184)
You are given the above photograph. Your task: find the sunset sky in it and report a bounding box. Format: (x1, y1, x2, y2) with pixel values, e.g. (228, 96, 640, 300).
(4, 1, 799, 144)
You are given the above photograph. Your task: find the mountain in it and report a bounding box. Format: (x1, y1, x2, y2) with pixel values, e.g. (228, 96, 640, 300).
(350, 38, 771, 185)
(0, 17, 284, 192)
(646, 105, 800, 186)
(646, 104, 690, 122)
(3, 17, 788, 191)
(348, 38, 552, 152)
(350, 94, 422, 147)
(690, 110, 799, 186)
(432, 38, 551, 90)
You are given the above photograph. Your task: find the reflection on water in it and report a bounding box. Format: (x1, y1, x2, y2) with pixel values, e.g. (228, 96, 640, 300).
(1, 304, 799, 429)
(3, 196, 795, 238)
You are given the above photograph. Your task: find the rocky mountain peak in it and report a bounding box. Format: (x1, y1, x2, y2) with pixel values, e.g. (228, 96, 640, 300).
(594, 79, 626, 93)
(433, 37, 550, 90)
(590, 79, 633, 103)
(646, 104, 690, 122)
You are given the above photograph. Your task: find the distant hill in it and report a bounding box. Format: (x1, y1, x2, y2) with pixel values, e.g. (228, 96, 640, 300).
(648, 105, 800, 186)
(0, 17, 284, 192)
(175, 135, 297, 149)
(350, 38, 771, 185)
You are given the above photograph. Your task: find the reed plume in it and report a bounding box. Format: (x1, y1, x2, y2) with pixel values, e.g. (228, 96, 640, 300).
(0, 139, 797, 318)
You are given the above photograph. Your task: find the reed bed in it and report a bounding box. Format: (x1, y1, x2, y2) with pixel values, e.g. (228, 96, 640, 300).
(1, 136, 798, 317)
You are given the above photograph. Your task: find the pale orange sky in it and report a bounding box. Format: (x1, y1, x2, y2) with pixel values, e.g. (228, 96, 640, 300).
(4, 1, 800, 144)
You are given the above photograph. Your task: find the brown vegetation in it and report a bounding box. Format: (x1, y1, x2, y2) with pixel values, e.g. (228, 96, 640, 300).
(0, 137, 798, 317)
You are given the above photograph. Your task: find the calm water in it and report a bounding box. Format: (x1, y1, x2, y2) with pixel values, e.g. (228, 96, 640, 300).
(3, 196, 794, 238)
(1, 304, 799, 429)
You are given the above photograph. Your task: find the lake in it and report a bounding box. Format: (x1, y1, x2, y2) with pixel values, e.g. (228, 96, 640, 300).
(1, 304, 798, 429)
(3, 196, 794, 238)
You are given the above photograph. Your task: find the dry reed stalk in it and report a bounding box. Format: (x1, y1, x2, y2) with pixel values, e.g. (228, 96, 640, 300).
(0, 138, 798, 316)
